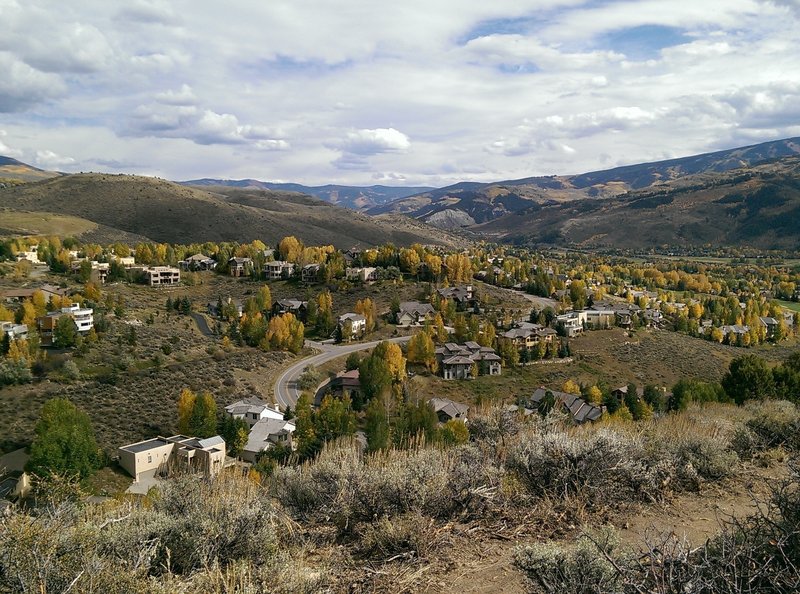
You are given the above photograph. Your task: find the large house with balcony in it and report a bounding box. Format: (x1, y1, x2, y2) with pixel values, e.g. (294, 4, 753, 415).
(37, 305, 94, 346)
(118, 434, 226, 483)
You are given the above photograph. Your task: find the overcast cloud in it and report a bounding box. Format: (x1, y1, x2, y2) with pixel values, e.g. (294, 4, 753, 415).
(0, 0, 798, 185)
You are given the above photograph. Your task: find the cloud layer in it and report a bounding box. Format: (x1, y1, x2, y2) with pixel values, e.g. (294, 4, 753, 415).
(0, 0, 798, 185)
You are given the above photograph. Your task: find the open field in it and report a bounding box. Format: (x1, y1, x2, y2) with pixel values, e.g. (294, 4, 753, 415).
(0, 210, 97, 238)
(778, 299, 800, 312)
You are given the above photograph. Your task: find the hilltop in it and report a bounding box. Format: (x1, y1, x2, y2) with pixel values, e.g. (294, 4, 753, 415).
(370, 137, 800, 230)
(0, 173, 462, 248)
(182, 178, 435, 211)
(0, 156, 60, 185)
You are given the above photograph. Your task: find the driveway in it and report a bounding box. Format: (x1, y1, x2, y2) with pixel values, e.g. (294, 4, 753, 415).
(190, 312, 215, 337)
(273, 336, 412, 409)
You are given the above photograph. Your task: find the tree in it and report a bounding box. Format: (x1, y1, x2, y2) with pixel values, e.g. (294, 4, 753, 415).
(177, 388, 197, 434)
(27, 398, 103, 479)
(53, 315, 78, 348)
(358, 353, 392, 404)
(355, 298, 377, 333)
(406, 330, 437, 372)
(364, 396, 390, 452)
(294, 392, 317, 458)
(439, 419, 469, 445)
(220, 416, 249, 457)
(722, 355, 774, 405)
(189, 392, 218, 438)
(562, 379, 581, 395)
(373, 341, 406, 382)
(345, 352, 361, 371)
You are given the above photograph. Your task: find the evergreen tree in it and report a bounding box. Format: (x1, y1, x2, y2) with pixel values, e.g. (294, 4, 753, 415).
(27, 398, 103, 479)
(364, 396, 390, 452)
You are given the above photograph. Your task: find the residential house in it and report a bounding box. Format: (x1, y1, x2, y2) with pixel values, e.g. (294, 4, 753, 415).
(556, 311, 585, 337)
(342, 248, 363, 265)
(15, 246, 41, 264)
(272, 299, 308, 322)
(228, 257, 253, 277)
(265, 260, 295, 280)
(435, 342, 502, 380)
(721, 324, 750, 342)
(529, 387, 602, 424)
(71, 259, 110, 283)
(208, 297, 244, 319)
(499, 324, 557, 353)
(181, 253, 216, 271)
(240, 418, 295, 463)
(115, 256, 137, 268)
(144, 266, 181, 287)
(301, 263, 321, 284)
(224, 397, 283, 428)
(759, 317, 780, 340)
(37, 305, 94, 346)
(345, 267, 378, 283)
(429, 398, 469, 423)
(118, 434, 226, 483)
(397, 301, 435, 326)
(1, 322, 28, 341)
(322, 369, 362, 405)
(337, 313, 366, 339)
(611, 385, 644, 402)
(437, 285, 476, 310)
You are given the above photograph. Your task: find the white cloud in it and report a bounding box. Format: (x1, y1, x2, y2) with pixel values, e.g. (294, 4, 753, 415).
(0, 0, 798, 185)
(34, 149, 76, 169)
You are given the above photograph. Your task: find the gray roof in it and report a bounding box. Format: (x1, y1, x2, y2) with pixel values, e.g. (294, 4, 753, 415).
(530, 387, 602, 424)
(243, 418, 295, 454)
(429, 398, 469, 419)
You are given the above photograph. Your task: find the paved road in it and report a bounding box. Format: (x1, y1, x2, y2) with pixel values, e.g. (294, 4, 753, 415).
(190, 312, 215, 337)
(273, 336, 412, 409)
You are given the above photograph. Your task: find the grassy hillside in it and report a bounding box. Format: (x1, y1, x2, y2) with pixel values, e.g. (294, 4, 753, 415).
(0, 156, 60, 183)
(0, 173, 459, 248)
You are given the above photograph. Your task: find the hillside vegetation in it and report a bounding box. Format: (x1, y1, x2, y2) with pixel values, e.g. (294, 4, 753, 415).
(0, 174, 460, 248)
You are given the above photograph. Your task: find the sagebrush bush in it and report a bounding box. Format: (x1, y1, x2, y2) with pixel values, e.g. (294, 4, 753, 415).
(271, 439, 498, 530)
(745, 400, 800, 451)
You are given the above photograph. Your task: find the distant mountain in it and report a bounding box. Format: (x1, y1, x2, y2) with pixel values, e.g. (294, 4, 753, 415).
(0, 156, 60, 184)
(371, 137, 800, 229)
(478, 157, 800, 250)
(181, 178, 435, 211)
(0, 173, 461, 248)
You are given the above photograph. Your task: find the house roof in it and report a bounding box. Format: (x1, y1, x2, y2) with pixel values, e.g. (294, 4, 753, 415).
(429, 398, 469, 418)
(339, 313, 366, 323)
(243, 418, 295, 454)
(399, 301, 434, 315)
(275, 299, 307, 309)
(530, 387, 602, 424)
(442, 355, 474, 365)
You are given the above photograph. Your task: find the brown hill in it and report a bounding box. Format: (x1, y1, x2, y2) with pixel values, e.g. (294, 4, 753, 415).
(0, 156, 60, 183)
(478, 157, 800, 250)
(0, 173, 461, 248)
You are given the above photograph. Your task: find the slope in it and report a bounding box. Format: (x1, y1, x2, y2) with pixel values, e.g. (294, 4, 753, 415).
(0, 156, 61, 184)
(181, 178, 435, 211)
(371, 137, 800, 229)
(0, 173, 458, 248)
(478, 157, 800, 250)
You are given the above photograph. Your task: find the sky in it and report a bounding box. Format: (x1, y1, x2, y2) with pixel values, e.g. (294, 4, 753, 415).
(1, 0, 799, 187)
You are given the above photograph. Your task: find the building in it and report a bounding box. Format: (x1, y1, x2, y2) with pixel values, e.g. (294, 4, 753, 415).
(397, 301, 435, 326)
(345, 267, 378, 283)
(529, 387, 603, 424)
(228, 257, 253, 277)
(118, 435, 226, 483)
(181, 253, 216, 271)
(337, 313, 366, 339)
(71, 260, 110, 283)
(429, 398, 469, 423)
(437, 285, 476, 309)
(499, 324, 557, 352)
(264, 260, 295, 280)
(208, 297, 244, 319)
(759, 317, 780, 340)
(322, 369, 362, 404)
(1, 322, 28, 341)
(435, 342, 502, 380)
(37, 305, 94, 346)
(301, 264, 321, 284)
(240, 418, 295, 463)
(224, 397, 284, 428)
(15, 246, 40, 264)
(272, 299, 308, 321)
(144, 266, 181, 287)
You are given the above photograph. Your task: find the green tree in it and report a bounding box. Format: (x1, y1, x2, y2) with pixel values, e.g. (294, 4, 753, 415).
(722, 355, 774, 405)
(364, 396, 390, 452)
(27, 398, 103, 479)
(358, 354, 392, 406)
(53, 315, 78, 348)
(220, 415, 249, 457)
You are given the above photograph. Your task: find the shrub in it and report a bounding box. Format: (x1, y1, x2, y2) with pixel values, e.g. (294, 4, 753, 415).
(745, 400, 800, 451)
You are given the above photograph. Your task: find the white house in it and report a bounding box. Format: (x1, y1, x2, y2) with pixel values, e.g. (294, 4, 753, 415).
(240, 418, 295, 463)
(337, 313, 366, 339)
(224, 397, 283, 428)
(264, 260, 295, 280)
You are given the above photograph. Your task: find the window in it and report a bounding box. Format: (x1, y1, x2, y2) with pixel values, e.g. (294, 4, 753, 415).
(147, 454, 152, 463)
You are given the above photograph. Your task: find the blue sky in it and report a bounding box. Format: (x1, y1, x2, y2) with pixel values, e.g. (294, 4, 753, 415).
(0, 0, 799, 186)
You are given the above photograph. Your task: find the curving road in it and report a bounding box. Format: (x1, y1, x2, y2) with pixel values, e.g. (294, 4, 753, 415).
(273, 336, 412, 409)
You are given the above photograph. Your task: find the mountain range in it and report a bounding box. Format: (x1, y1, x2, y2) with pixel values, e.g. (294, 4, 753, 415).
(2, 137, 800, 250)
(369, 137, 800, 230)
(180, 179, 434, 211)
